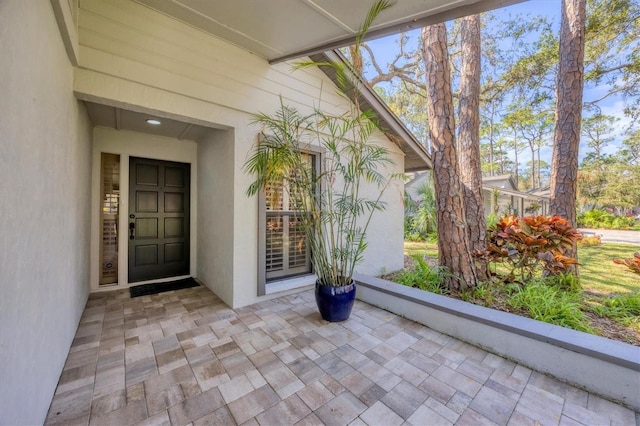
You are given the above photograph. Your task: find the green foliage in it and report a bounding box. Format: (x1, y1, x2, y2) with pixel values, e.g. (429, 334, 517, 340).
(486, 212, 500, 229)
(507, 280, 593, 333)
(404, 178, 437, 241)
(400, 241, 640, 338)
(577, 209, 638, 230)
(542, 272, 582, 293)
(613, 253, 640, 276)
(590, 293, 640, 326)
(246, 100, 393, 287)
(395, 256, 451, 294)
(476, 215, 582, 282)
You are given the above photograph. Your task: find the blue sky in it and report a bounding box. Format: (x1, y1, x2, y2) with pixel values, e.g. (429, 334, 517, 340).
(364, 0, 631, 168)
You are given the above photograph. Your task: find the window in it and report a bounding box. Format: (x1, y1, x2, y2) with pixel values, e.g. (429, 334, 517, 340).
(258, 150, 319, 295)
(100, 153, 120, 285)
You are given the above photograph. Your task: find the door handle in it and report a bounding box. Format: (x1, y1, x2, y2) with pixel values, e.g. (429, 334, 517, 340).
(129, 222, 135, 240)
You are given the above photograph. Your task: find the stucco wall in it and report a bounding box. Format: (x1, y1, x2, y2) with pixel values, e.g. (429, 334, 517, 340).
(197, 130, 235, 306)
(0, 2, 92, 424)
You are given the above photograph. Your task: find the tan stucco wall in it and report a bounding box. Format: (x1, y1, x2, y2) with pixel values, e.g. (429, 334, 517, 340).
(0, 2, 92, 424)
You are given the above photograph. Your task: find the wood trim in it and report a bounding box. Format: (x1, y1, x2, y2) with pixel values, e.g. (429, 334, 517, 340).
(50, 0, 79, 66)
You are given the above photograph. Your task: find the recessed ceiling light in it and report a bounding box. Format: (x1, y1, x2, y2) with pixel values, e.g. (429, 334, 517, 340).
(146, 118, 161, 125)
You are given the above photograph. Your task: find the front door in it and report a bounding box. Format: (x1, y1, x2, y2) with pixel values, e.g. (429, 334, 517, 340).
(128, 157, 190, 282)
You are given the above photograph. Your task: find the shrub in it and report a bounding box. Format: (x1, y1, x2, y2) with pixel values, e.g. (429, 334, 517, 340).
(395, 256, 450, 294)
(475, 215, 582, 282)
(613, 253, 640, 276)
(577, 235, 602, 247)
(578, 209, 637, 230)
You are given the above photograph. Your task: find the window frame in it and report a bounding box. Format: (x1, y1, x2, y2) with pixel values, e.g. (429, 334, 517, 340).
(257, 144, 323, 296)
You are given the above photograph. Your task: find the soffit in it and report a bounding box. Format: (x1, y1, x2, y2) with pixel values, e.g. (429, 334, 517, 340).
(84, 102, 212, 142)
(134, 0, 525, 63)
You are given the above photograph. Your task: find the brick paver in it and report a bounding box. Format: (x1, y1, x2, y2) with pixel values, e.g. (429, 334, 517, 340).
(45, 285, 638, 425)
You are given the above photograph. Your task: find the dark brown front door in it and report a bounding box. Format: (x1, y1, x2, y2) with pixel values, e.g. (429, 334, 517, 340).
(128, 157, 190, 282)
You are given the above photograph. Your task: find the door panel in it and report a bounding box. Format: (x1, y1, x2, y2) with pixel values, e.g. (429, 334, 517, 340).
(129, 157, 190, 282)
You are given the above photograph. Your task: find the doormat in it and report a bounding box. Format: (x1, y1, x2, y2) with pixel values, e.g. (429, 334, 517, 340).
(130, 277, 199, 298)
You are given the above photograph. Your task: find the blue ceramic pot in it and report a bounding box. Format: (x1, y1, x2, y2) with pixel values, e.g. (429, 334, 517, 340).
(315, 280, 356, 322)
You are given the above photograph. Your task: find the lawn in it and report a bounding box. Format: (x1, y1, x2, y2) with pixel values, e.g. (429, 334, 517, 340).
(578, 243, 639, 294)
(398, 240, 640, 345)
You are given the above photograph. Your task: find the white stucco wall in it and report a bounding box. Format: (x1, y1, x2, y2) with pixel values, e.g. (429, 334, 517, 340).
(197, 130, 236, 306)
(356, 134, 406, 276)
(74, 0, 407, 308)
(0, 2, 92, 424)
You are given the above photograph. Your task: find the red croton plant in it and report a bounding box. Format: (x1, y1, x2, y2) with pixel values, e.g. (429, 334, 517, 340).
(475, 215, 583, 283)
(613, 253, 640, 276)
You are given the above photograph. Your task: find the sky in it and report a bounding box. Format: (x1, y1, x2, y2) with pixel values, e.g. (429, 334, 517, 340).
(363, 0, 632, 170)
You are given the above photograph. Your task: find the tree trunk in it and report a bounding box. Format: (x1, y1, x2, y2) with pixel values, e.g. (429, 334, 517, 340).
(550, 0, 586, 261)
(537, 148, 541, 188)
(422, 23, 477, 290)
(530, 143, 535, 189)
(513, 130, 519, 189)
(458, 14, 487, 280)
(489, 125, 495, 176)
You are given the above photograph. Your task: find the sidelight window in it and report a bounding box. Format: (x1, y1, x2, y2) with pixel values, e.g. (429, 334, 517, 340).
(100, 153, 120, 285)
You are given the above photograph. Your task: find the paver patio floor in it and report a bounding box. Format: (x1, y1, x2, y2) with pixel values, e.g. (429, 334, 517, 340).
(45, 284, 638, 425)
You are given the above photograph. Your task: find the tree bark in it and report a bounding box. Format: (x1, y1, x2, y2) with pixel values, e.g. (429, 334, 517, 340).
(550, 0, 586, 260)
(422, 23, 477, 290)
(458, 14, 488, 280)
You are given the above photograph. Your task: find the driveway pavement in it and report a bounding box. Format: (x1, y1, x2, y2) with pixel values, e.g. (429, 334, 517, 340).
(579, 229, 640, 246)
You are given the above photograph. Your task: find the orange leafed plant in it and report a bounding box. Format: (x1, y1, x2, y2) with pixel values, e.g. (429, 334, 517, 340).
(613, 253, 640, 276)
(475, 215, 582, 282)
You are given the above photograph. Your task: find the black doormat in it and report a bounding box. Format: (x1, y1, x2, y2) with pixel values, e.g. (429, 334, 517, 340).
(130, 277, 199, 298)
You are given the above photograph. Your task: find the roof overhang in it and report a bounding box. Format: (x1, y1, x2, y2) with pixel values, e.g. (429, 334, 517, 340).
(134, 0, 526, 63)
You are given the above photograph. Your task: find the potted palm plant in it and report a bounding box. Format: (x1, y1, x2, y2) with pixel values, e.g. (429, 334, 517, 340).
(245, 1, 394, 322)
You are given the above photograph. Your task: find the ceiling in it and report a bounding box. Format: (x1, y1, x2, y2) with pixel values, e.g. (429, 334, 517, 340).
(134, 0, 525, 63)
(84, 102, 213, 142)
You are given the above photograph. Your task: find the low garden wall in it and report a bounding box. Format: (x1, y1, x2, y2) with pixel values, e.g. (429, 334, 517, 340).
(354, 273, 640, 411)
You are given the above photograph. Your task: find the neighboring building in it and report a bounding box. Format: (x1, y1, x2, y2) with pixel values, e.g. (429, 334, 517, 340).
(0, 0, 521, 423)
(482, 174, 550, 216)
(406, 173, 550, 217)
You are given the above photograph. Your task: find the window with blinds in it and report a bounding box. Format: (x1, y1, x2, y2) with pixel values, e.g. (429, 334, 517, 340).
(99, 153, 120, 285)
(264, 152, 315, 281)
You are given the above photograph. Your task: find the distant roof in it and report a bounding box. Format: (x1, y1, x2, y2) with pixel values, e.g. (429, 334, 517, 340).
(313, 51, 432, 172)
(483, 174, 517, 190)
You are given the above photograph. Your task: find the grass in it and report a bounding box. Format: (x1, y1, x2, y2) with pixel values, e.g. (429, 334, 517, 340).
(399, 240, 640, 344)
(578, 243, 640, 294)
(404, 241, 439, 259)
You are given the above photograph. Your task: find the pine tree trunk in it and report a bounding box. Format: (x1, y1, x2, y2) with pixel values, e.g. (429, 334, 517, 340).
(422, 23, 477, 290)
(550, 0, 586, 260)
(458, 14, 487, 280)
